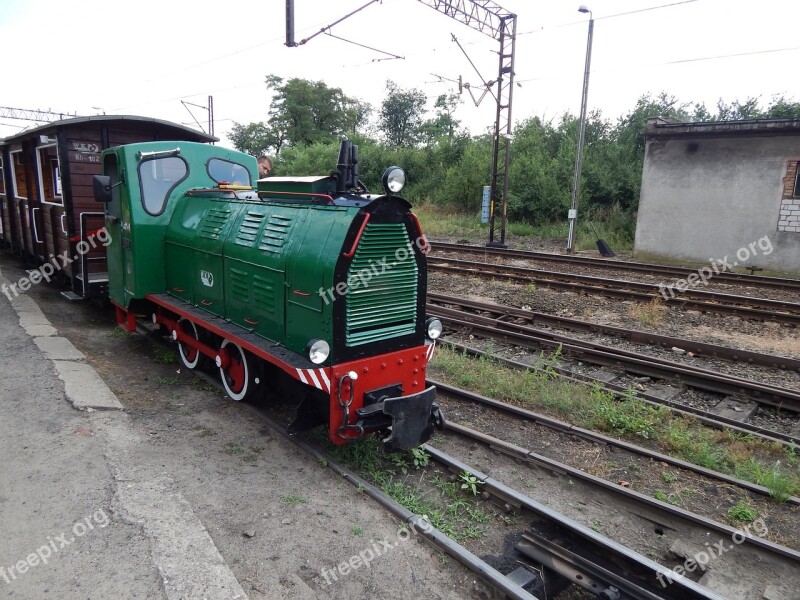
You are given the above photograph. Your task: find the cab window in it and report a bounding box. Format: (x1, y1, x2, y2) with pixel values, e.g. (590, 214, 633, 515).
(139, 156, 188, 215)
(208, 158, 251, 187)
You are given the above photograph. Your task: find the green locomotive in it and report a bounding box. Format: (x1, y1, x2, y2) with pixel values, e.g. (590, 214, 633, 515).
(94, 140, 443, 450)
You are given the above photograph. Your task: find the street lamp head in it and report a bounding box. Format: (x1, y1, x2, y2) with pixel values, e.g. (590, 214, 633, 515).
(578, 5, 590, 13)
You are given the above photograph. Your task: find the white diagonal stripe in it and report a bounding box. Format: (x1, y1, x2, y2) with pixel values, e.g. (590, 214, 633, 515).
(319, 369, 331, 393)
(308, 369, 322, 390)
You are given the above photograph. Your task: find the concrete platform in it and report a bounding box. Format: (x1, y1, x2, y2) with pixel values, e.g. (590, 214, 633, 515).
(51, 360, 124, 411)
(34, 336, 86, 361)
(2, 266, 121, 411)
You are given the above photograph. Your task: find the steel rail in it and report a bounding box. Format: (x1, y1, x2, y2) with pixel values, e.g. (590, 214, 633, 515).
(431, 379, 800, 506)
(433, 426, 800, 564)
(428, 292, 800, 372)
(438, 340, 800, 448)
(424, 444, 734, 600)
(431, 306, 800, 412)
(429, 428, 800, 560)
(428, 256, 800, 325)
(432, 242, 800, 291)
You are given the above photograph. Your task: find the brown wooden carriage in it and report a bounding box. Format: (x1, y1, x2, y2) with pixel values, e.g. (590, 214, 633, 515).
(0, 116, 215, 298)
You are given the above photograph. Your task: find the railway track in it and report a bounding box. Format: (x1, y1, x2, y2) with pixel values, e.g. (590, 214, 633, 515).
(427, 294, 800, 414)
(438, 340, 800, 448)
(250, 407, 733, 600)
(427, 256, 800, 325)
(431, 422, 800, 599)
(431, 242, 800, 293)
(429, 292, 800, 372)
(432, 380, 800, 507)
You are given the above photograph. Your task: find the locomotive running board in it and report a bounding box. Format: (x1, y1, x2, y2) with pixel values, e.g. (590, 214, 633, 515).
(146, 293, 323, 376)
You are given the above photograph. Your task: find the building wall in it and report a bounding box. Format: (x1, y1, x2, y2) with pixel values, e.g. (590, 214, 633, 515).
(635, 135, 800, 275)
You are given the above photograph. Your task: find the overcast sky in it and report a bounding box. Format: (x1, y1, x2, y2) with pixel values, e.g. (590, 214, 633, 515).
(1, 0, 798, 148)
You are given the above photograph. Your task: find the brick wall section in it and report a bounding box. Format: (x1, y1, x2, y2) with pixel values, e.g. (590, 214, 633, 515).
(779, 161, 800, 232)
(783, 161, 798, 198)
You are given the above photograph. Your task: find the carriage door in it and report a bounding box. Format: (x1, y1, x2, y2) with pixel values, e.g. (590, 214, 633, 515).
(0, 156, 6, 245)
(102, 153, 127, 305)
(9, 148, 29, 256)
(36, 142, 64, 262)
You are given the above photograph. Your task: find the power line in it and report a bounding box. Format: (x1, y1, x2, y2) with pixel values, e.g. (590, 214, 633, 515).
(663, 44, 800, 65)
(515, 44, 800, 84)
(517, 0, 700, 36)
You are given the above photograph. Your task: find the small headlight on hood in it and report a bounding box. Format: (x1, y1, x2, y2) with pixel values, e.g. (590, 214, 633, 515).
(308, 339, 330, 364)
(382, 166, 406, 194)
(426, 318, 443, 340)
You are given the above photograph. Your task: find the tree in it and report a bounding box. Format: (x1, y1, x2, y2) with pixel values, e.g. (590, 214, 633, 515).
(762, 95, 800, 119)
(378, 80, 427, 147)
(266, 75, 364, 149)
(714, 97, 762, 121)
(419, 93, 462, 144)
(343, 99, 374, 136)
(228, 122, 281, 157)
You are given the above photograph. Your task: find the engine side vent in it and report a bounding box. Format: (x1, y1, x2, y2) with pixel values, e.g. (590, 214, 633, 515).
(198, 206, 232, 240)
(259, 214, 292, 254)
(235, 211, 265, 247)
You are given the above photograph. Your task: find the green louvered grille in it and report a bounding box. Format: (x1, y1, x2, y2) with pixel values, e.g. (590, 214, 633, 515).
(345, 223, 417, 346)
(235, 211, 264, 246)
(259, 214, 292, 254)
(198, 206, 231, 240)
(252, 275, 276, 314)
(229, 267, 250, 303)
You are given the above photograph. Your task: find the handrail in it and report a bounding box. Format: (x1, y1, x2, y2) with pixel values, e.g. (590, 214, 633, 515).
(256, 190, 334, 203)
(342, 213, 371, 258)
(77, 211, 105, 297)
(31, 207, 42, 243)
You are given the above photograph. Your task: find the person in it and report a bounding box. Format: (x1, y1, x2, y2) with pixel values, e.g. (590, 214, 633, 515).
(257, 155, 273, 178)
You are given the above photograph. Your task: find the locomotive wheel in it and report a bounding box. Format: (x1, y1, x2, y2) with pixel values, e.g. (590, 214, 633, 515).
(218, 339, 260, 401)
(177, 318, 202, 370)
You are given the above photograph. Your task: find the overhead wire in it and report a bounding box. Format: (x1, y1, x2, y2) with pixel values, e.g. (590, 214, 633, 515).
(517, 0, 700, 36)
(515, 44, 800, 84)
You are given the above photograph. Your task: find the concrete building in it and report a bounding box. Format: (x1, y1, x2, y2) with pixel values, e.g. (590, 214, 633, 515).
(634, 118, 800, 275)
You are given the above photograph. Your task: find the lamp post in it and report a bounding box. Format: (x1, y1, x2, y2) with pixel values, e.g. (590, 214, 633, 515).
(566, 5, 594, 254)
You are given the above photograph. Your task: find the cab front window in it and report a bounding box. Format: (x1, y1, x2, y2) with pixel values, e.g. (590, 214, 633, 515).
(208, 158, 251, 187)
(139, 156, 188, 216)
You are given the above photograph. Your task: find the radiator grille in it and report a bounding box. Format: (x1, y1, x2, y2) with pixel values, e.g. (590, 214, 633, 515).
(345, 223, 417, 346)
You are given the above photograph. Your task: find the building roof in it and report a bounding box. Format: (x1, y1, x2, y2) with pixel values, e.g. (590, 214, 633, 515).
(0, 115, 217, 145)
(645, 117, 800, 140)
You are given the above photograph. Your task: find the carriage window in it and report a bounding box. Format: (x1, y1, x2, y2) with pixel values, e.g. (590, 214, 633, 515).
(139, 156, 188, 215)
(208, 158, 251, 187)
(38, 145, 62, 204)
(10, 151, 27, 198)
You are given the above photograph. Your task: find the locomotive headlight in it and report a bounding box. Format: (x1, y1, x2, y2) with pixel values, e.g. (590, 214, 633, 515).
(382, 166, 406, 194)
(308, 339, 330, 364)
(425, 317, 443, 340)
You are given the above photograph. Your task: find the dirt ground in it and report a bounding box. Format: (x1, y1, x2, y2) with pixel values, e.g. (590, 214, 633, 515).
(0, 255, 486, 600)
